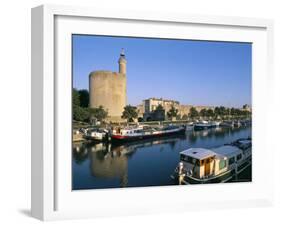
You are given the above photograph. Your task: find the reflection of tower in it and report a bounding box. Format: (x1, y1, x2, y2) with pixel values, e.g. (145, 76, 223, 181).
(90, 149, 128, 187)
(118, 48, 127, 74)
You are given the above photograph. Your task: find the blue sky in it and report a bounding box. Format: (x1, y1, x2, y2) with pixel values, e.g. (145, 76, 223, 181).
(72, 35, 251, 108)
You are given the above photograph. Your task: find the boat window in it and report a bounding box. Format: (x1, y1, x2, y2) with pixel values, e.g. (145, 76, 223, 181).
(180, 155, 199, 165)
(236, 154, 242, 161)
(229, 157, 235, 165)
(219, 160, 226, 170)
(180, 155, 187, 162)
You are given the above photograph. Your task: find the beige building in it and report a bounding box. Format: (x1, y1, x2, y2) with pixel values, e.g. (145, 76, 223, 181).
(141, 97, 213, 120)
(89, 49, 127, 122)
(136, 104, 145, 118)
(143, 98, 180, 114)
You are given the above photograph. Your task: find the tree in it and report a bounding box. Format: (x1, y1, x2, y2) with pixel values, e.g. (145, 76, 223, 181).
(73, 88, 80, 106)
(73, 105, 89, 122)
(182, 114, 188, 120)
(153, 104, 165, 121)
(167, 106, 178, 119)
(188, 107, 199, 119)
(206, 109, 214, 118)
(88, 105, 108, 122)
(230, 107, 236, 116)
(122, 105, 138, 122)
(214, 107, 221, 119)
(78, 89, 89, 108)
(155, 104, 164, 111)
(73, 88, 89, 122)
(244, 110, 251, 117)
(219, 106, 226, 116)
(200, 109, 208, 118)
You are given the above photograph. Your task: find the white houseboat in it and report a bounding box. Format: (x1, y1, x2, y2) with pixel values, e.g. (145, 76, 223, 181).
(194, 121, 220, 131)
(84, 128, 109, 142)
(111, 125, 185, 143)
(171, 138, 251, 184)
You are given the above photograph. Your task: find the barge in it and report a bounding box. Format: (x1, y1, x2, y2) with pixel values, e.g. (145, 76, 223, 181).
(171, 138, 251, 184)
(84, 128, 109, 142)
(193, 121, 220, 130)
(111, 125, 185, 143)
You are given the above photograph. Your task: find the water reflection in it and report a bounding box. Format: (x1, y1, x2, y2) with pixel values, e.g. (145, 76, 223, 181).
(90, 144, 129, 187)
(72, 126, 251, 190)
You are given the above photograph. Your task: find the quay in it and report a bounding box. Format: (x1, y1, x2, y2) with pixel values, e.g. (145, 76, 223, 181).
(73, 118, 251, 143)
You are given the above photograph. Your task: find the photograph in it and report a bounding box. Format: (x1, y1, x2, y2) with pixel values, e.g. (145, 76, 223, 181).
(72, 34, 252, 190)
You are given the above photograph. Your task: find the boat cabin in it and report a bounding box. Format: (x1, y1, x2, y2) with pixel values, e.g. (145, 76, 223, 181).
(180, 148, 216, 179)
(212, 145, 243, 174)
(180, 145, 243, 179)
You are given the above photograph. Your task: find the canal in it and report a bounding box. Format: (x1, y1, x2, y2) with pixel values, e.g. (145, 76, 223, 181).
(72, 126, 251, 190)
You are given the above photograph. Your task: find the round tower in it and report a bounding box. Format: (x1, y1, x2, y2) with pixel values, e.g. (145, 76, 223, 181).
(89, 49, 127, 122)
(118, 48, 127, 74)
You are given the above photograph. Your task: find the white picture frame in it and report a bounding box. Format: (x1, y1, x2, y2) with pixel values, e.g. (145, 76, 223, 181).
(31, 4, 274, 221)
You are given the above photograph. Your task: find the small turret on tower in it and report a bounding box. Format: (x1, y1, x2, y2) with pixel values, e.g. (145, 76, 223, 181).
(118, 48, 127, 74)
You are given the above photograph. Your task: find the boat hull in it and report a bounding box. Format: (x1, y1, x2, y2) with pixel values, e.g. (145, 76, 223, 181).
(172, 161, 251, 185)
(111, 127, 186, 143)
(194, 124, 215, 131)
(184, 169, 235, 184)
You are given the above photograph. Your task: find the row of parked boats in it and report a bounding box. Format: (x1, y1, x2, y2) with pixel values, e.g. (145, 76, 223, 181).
(192, 119, 251, 131)
(82, 124, 186, 143)
(79, 119, 251, 143)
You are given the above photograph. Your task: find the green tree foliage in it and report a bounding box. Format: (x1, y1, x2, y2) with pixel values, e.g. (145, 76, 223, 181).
(200, 108, 207, 117)
(78, 89, 89, 108)
(88, 106, 108, 122)
(153, 104, 165, 121)
(213, 105, 251, 119)
(155, 104, 164, 111)
(73, 105, 89, 122)
(214, 107, 220, 116)
(230, 107, 236, 116)
(188, 107, 199, 119)
(72, 88, 90, 122)
(122, 105, 138, 122)
(167, 106, 178, 119)
(182, 114, 188, 120)
(73, 88, 86, 121)
(73, 88, 80, 106)
(206, 109, 214, 118)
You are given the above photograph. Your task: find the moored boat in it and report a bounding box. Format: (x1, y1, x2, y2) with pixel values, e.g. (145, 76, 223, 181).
(185, 122, 194, 131)
(171, 138, 251, 184)
(84, 128, 109, 142)
(220, 120, 234, 128)
(111, 125, 186, 143)
(194, 121, 215, 130)
(233, 120, 241, 127)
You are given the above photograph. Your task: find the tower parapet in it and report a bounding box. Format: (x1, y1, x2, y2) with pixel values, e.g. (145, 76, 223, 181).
(118, 48, 127, 74)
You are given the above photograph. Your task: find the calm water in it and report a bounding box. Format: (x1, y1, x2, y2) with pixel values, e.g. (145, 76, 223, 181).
(72, 126, 252, 190)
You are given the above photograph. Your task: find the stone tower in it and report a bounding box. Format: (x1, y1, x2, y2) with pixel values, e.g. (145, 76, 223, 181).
(118, 48, 127, 74)
(89, 49, 127, 122)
